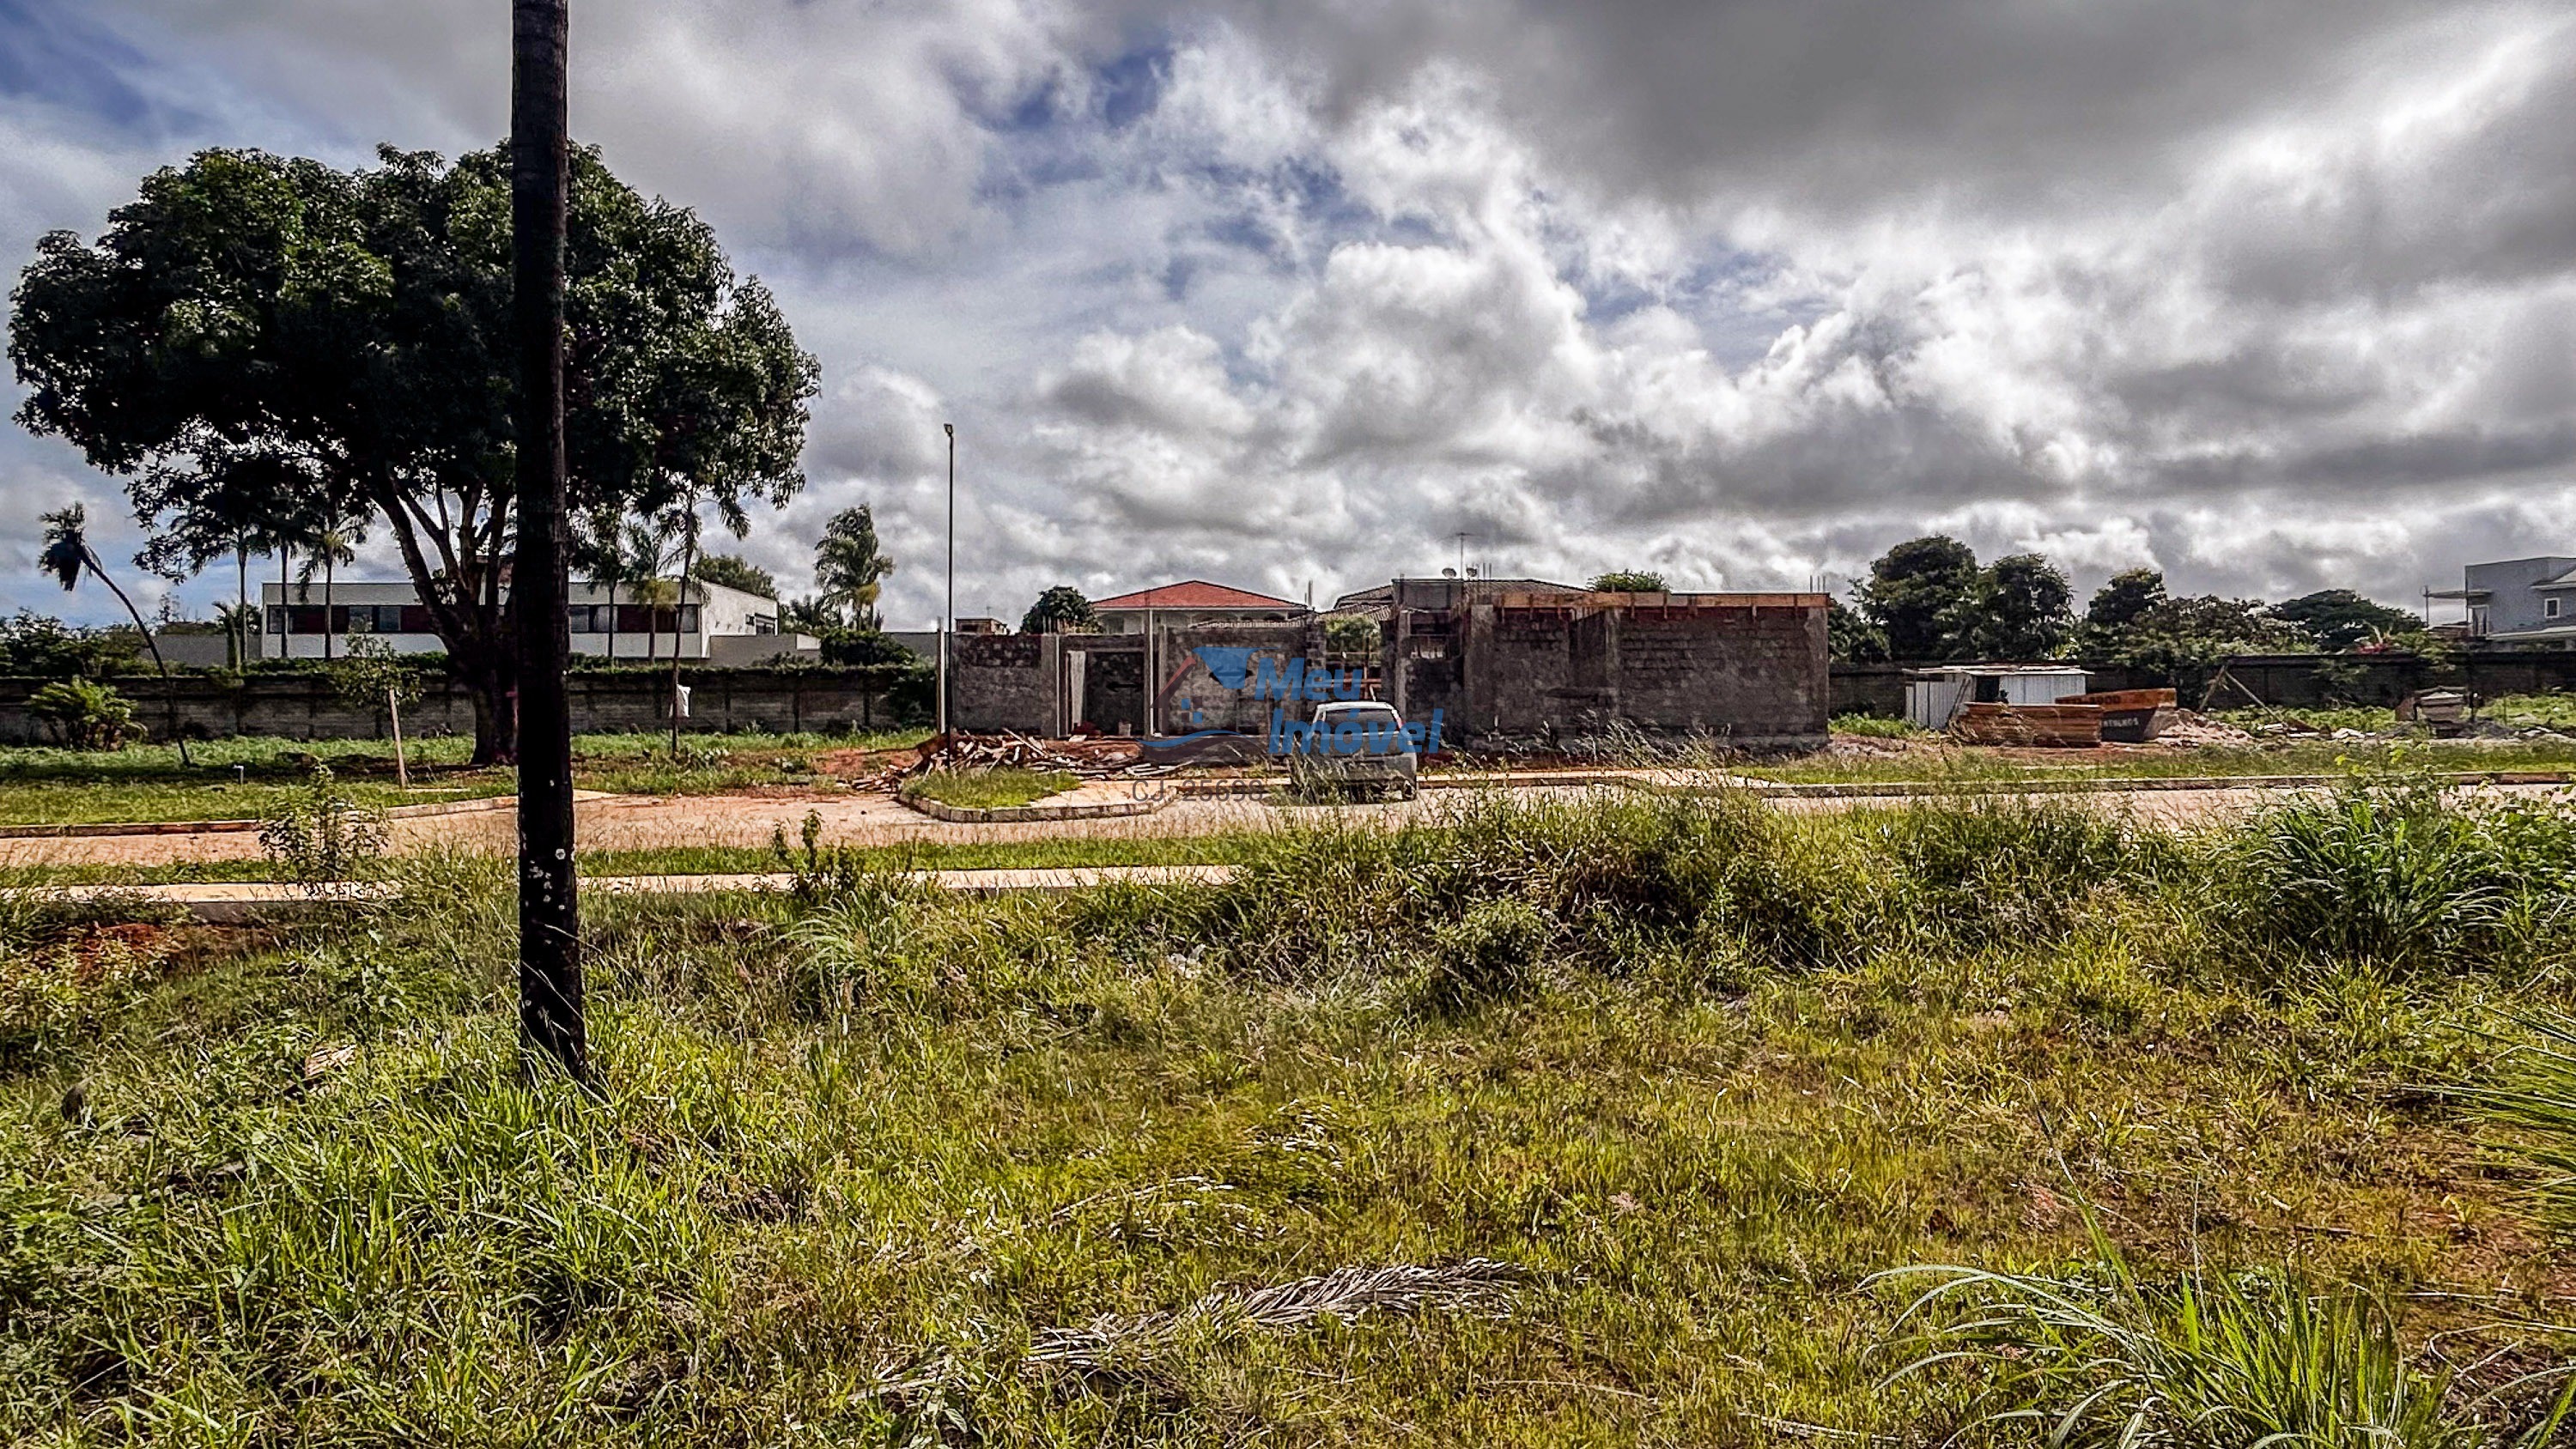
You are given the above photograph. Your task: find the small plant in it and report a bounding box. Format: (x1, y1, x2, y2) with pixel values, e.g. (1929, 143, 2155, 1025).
(27, 676, 141, 749)
(1877, 1231, 2569, 1447)
(257, 762, 391, 892)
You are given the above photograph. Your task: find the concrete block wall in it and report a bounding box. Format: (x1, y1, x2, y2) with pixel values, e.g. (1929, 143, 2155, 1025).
(0, 667, 922, 744)
(1394, 595, 1829, 746)
(951, 621, 1321, 738)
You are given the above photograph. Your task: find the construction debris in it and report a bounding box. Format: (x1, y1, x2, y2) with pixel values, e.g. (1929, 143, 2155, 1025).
(2063, 688, 2178, 743)
(1949, 702, 2103, 748)
(855, 731, 1179, 792)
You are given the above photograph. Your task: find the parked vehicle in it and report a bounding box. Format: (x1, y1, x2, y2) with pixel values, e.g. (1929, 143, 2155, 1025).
(1288, 699, 1420, 800)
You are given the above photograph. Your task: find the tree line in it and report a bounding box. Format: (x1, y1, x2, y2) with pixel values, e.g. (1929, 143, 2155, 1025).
(1831, 535, 2439, 674)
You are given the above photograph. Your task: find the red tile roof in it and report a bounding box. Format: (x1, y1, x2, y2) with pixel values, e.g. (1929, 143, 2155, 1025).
(1091, 580, 1308, 611)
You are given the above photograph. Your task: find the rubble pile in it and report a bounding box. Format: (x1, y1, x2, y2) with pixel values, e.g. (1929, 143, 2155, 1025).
(856, 732, 1177, 792)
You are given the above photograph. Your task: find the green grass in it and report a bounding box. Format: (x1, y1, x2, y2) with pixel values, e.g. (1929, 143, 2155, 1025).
(4, 781, 2575, 1441)
(897, 767, 1078, 810)
(0, 729, 931, 826)
(1741, 737, 2576, 785)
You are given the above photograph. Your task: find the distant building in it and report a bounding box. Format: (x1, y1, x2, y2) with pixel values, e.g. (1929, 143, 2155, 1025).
(258, 578, 817, 664)
(2427, 557, 2576, 646)
(1091, 581, 1309, 634)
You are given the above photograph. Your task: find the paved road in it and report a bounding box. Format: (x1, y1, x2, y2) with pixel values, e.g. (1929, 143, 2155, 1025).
(6, 777, 2566, 870)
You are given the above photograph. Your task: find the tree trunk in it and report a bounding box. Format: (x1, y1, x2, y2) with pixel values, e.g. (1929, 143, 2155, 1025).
(511, 0, 586, 1082)
(670, 525, 695, 760)
(605, 579, 617, 661)
(465, 653, 519, 767)
(323, 550, 337, 660)
(234, 537, 247, 670)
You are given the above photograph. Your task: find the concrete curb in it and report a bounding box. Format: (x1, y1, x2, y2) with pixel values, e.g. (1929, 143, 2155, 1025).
(8, 863, 1240, 921)
(0, 790, 613, 840)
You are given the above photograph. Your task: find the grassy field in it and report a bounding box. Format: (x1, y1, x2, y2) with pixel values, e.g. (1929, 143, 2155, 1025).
(899, 767, 1079, 810)
(5, 775, 2576, 1443)
(0, 730, 931, 827)
(1739, 736, 2576, 786)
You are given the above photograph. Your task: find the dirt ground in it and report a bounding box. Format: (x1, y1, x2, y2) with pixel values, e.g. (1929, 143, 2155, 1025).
(8, 777, 2569, 870)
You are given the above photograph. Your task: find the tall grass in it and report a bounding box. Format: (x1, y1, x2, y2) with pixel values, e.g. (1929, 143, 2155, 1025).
(1879, 1232, 2568, 1447)
(2225, 775, 2576, 972)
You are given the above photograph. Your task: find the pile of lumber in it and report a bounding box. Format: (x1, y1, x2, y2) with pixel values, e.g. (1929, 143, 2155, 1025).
(2063, 688, 2178, 743)
(1949, 702, 2103, 748)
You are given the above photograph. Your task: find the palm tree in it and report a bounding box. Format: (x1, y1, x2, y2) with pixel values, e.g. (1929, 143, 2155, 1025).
(39, 503, 187, 762)
(815, 504, 896, 632)
(622, 521, 678, 662)
(298, 518, 363, 660)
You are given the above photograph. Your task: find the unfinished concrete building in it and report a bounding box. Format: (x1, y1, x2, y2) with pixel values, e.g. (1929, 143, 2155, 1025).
(1380, 580, 1830, 748)
(950, 581, 1830, 751)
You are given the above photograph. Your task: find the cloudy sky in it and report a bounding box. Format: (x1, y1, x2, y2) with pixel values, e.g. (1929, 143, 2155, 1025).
(3, 0, 2572, 628)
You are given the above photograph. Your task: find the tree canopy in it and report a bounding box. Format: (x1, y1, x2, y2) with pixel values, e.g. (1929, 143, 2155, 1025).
(1022, 586, 1098, 634)
(1856, 535, 1980, 659)
(692, 553, 776, 599)
(1953, 553, 2075, 660)
(2269, 589, 2420, 652)
(1588, 570, 1668, 593)
(9, 142, 818, 761)
(813, 505, 895, 631)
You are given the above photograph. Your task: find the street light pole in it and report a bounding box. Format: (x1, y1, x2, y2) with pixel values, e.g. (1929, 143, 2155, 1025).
(939, 421, 954, 737)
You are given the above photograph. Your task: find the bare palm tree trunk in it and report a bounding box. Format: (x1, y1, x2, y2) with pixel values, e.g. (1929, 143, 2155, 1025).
(323, 548, 337, 660)
(511, 0, 586, 1082)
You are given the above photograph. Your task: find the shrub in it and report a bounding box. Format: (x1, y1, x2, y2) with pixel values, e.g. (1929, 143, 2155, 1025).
(258, 762, 392, 891)
(26, 676, 140, 749)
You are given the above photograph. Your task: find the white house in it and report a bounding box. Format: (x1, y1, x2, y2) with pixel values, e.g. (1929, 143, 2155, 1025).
(259, 577, 817, 664)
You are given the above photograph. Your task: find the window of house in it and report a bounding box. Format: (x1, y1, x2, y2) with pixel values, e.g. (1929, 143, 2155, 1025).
(266, 606, 289, 637)
(2550, 597, 2565, 620)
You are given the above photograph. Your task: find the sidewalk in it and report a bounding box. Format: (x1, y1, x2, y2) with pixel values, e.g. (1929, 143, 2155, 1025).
(10, 863, 1242, 921)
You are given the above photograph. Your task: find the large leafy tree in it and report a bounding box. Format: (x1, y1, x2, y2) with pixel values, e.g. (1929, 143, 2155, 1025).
(1022, 585, 1097, 634)
(1857, 535, 1980, 660)
(1953, 553, 2075, 659)
(10, 143, 818, 762)
(2268, 588, 2420, 652)
(692, 552, 775, 599)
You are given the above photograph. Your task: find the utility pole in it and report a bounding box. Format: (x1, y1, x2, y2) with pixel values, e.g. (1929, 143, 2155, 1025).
(510, 0, 586, 1082)
(939, 421, 955, 737)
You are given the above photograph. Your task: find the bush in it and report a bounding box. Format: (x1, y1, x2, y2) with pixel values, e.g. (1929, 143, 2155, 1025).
(26, 676, 141, 749)
(258, 763, 392, 890)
